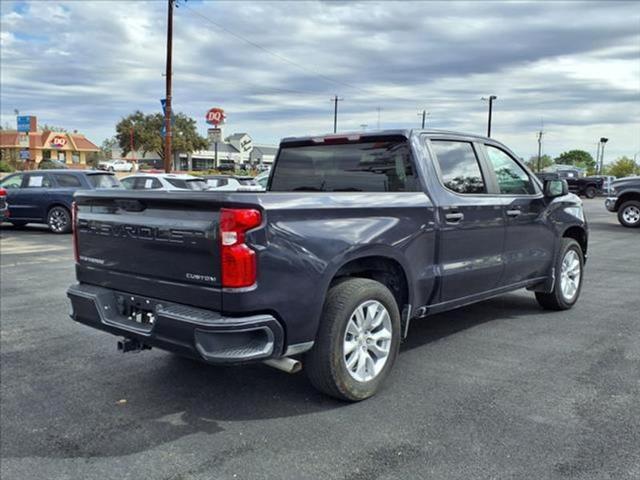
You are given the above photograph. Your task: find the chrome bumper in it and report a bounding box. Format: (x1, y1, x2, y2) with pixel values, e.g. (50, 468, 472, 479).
(605, 197, 618, 212)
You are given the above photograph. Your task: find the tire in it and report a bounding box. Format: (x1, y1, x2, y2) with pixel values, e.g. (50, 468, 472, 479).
(47, 206, 72, 234)
(584, 186, 597, 199)
(535, 238, 584, 311)
(617, 201, 640, 228)
(305, 278, 401, 401)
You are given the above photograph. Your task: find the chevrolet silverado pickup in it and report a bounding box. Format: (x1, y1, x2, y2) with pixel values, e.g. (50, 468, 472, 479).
(67, 130, 588, 401)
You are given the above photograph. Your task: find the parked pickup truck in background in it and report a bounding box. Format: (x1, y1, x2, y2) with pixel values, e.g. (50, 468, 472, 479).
(537, 168, 604, 198)
(605, 176, 640, 228)
(67, 130, 588, 401)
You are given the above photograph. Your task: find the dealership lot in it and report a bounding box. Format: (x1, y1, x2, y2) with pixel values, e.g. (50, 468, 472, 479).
(0, 199, 638, 480)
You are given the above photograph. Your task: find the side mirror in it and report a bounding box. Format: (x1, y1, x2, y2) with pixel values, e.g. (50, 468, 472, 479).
(544, 178, 568, 198)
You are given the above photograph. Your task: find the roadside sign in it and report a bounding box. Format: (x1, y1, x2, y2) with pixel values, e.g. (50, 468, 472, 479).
(208, 128, 222, 143)
(160, 98, 167, 115)
(17, 116, 31, 132)
(19, 149, 30, 160)
(205, 108, 225, 126)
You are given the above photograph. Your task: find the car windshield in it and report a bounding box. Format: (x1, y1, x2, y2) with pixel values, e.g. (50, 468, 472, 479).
(87, 173, 119, 188)
(165, 178, 209, 190)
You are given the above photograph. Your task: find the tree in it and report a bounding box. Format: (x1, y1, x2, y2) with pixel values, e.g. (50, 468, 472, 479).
(604, 156, 640, 178)
(115, 111, 207, 164)
(100, 137, 117, 160)
(525, 154, 553, 172)
(554, 150, 596, 174)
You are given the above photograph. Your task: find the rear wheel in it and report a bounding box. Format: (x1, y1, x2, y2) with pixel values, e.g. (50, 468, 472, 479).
(305, 278, 401, 401)
(47, 206, 71, 234)
(617, 201, 640, 228)
(584, 186, 597, 199)
(535, 238, 583, 310)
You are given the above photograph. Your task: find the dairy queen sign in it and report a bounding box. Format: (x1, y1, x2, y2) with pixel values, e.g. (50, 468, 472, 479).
(51, 136, 68, 148)
(205, 108, 226, 126)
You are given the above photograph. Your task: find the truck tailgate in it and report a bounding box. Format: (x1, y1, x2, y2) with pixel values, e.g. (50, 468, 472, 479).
(75, 192, 224, 309)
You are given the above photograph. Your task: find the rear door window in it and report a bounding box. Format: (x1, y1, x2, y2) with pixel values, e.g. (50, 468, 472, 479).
(430, 140, 486, 194)
(270, 137, 419, 192)
(24, 173, 52, 188)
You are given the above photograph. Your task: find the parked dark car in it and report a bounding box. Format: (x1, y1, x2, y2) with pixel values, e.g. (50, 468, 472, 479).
(0, 170, 120, 233)
(605, 176, 640, 228)
(68, 130, 588, 401)
(537, 168, 603, 198)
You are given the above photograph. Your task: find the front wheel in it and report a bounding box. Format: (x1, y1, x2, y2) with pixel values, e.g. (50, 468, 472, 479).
(617, 201, 640, 228)
(535, 238, 584, 310)
(47, 206, 72, 234)
(305, 278, 401, 401)
(584, 186, 597, 199)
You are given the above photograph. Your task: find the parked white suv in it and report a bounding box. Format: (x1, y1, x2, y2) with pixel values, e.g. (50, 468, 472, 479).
(120, 173, 208, 191)
(98, 159, 134, 172)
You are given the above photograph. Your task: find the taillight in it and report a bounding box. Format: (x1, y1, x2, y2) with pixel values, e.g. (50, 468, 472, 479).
(0, 188, 6, 197)
(72, 202, 79, 263)
(219, 208, 261, 288)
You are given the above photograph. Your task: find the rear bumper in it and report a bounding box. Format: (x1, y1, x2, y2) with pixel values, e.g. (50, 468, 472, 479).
(67, 283, 285, 364)
(605, 197, 618, 212)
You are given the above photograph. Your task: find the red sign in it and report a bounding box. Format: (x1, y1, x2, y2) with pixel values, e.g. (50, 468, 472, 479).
(51, 136, 68, 148)
(205, 108, 226, 126)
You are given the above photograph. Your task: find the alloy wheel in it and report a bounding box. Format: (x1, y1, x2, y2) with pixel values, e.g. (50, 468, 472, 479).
(343, 300, 393, 382)
(560, 249, 581, 301)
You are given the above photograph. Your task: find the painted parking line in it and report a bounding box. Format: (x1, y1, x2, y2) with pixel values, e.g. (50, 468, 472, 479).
(0, 237, 69, 256)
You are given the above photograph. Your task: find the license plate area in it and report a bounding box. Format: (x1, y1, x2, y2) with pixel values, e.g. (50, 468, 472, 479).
(114, 293, 161, 330)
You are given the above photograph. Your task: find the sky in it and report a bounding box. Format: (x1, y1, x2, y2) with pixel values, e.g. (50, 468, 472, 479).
(1, 0, 639, 162)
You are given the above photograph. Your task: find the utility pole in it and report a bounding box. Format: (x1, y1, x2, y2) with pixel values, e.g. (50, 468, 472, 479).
(331, 95, 343, 133)
(482, 95, 497, 137)
(599, 137, 609, 174)
(537, 130, 544, 172)
(163, 0, 174, 173)
(595, 142, 601, 173)
(418, 110, 429, 129)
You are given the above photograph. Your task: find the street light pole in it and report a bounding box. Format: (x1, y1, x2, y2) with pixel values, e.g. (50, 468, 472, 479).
(482, 95, 497, 137)
(331, 95, 343, 133)
(599, 137, 609, 174)
(164, 0, 174, 173)
(418, 110, 429, 129)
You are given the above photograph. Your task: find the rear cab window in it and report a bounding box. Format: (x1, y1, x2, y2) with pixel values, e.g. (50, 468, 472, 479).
(270, 136, 420, 192)
(430, 140, 486, 194)
(87, 173, 119, 189)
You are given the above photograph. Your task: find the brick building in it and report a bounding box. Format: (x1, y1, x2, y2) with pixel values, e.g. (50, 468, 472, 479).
(0, 116, 99, 169)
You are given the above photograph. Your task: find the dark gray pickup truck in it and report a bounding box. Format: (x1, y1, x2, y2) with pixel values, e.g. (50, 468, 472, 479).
(68, 130, 588, 401)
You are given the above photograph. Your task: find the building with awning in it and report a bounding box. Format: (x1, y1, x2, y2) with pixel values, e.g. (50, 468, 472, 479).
(0, 116, 99, 169)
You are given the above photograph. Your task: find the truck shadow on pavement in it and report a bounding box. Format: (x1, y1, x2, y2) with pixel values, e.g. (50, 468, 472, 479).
(2, 294, 543, 460)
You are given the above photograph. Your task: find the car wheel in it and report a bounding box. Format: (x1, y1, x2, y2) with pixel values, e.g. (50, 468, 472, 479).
(584, 186, 597, 199)
(305, 278, 401, 401)
(47, 206, 72, 234)
(617, 201, 640, 228)
(535, 238, 584, 311)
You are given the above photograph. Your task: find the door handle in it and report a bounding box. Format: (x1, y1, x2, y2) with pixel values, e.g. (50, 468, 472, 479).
(506, 209, 521, 217)
(445, 212, 464, 223)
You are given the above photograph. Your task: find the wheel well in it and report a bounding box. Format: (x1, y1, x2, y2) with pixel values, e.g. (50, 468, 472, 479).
(46, 204, 70, 218)
(331, 256, 409, 312)
(563, 226, 587, 257)
(617, 192, 640, 210)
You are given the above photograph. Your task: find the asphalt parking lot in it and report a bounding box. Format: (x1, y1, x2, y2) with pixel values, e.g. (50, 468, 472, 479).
(1, 198, 638, 480)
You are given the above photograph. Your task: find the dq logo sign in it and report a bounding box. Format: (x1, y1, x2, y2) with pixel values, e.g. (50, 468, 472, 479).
(205, 108, 226, 126)
(51, 136, 68, 148)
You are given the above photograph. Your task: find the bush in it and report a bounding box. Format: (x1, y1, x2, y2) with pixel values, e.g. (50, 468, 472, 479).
(0, 161, 15, 172)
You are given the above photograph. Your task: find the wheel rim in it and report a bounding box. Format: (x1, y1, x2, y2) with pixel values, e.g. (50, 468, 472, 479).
(343, 300, 392, 383)
(622, 206, 640, 225)
(560, 249, 581, 301)
(49, 209, 68, 232)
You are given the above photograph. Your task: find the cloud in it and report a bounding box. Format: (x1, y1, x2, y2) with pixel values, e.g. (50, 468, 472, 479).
(0, 0, 638, 161)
